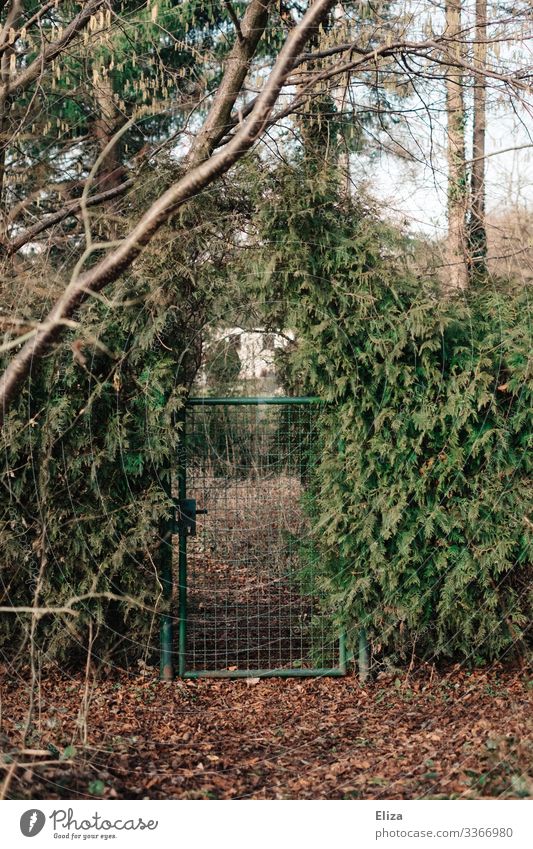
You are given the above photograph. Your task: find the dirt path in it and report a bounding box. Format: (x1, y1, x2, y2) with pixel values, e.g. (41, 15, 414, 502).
(1, 665, 531, 800)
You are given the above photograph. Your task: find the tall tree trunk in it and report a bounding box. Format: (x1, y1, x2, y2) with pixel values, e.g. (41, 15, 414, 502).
(0, 49, 10, 229)
(92, 73, 126, 240)
(469, 0, 487, 283)
(93, 74, 123, 192)
(445, 0, 468, 293)
(0, 1, 22, 232)
(297, 1, 335, 159)
(189, 0, 273, 165)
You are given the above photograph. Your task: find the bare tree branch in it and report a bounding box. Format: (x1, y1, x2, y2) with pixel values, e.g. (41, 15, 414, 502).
(2, 0, 105, 97)
(223, 1, 244, 45)
(218, 31, 532, 149)
(189, 0, 274, 165)
(0, 0, 337, 423)
(0, 1, 59, 55)
(1, 179, 134, 256)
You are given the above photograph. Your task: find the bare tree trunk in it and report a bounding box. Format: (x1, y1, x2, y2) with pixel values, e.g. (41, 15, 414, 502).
(0, 1, 22, 227)
(469, 0, 487, 283)
(296, 0, 334, 157)
(445, 0, 468, 293)
(93, 75, 124, 192)
(189, 0, 274, 165)
(92, 73, 125, 240)
(0, 47, 10, 223)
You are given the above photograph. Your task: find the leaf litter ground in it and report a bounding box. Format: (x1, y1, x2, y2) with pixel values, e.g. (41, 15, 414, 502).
(1, 664, 531, 799)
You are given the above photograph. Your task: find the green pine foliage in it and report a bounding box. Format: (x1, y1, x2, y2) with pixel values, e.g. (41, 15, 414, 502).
(1, 278, 185, 664)
(256, 160, 532, 662)
(0, 169, 246, 664)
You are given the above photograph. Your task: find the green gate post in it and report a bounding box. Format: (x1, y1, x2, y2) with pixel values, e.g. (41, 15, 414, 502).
(177, 409, 187, 678)
(358, 627, 369, 683)
(337, 433, 349, 677)
(159, 459, 174, 681)
(338, 630, 347, 674)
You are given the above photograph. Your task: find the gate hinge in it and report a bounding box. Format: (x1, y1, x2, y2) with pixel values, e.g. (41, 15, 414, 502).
(175, 498, 207, 536)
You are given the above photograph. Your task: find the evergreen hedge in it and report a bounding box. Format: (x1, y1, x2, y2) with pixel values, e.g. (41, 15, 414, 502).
(0, 173, 244, 664)
(258, 163, 532, 662)
(1, 159, 530, 667)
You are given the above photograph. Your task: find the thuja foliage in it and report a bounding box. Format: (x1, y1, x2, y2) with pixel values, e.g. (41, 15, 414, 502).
(256, 161, 532, 662)
(0, 167, 246, 664)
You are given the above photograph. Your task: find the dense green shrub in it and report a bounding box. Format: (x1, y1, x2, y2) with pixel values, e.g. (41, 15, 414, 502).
(258, 162, 532, 662)
(0, 172, 245, 665)
(1, 155, 530, 668)
(0, 281, 185, 664)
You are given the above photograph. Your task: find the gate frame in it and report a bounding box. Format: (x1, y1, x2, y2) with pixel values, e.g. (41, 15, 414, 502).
(160, 396, 347, 680)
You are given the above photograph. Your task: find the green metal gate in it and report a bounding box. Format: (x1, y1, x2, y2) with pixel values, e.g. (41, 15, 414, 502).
(161, 397, 346, 679)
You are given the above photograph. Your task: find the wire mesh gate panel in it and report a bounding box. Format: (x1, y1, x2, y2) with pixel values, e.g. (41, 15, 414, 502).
(176, 398, 346, 679)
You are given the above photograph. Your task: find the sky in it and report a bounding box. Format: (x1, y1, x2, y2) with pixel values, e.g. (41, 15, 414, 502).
(349, 0, 533, 235)
(361, 111, 533, 237)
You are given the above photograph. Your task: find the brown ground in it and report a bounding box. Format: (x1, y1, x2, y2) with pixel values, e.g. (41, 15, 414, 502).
(1, 663, 531, 800)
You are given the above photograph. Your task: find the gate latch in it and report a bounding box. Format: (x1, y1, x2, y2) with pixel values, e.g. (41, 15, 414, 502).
(176, 498, 208, 536)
